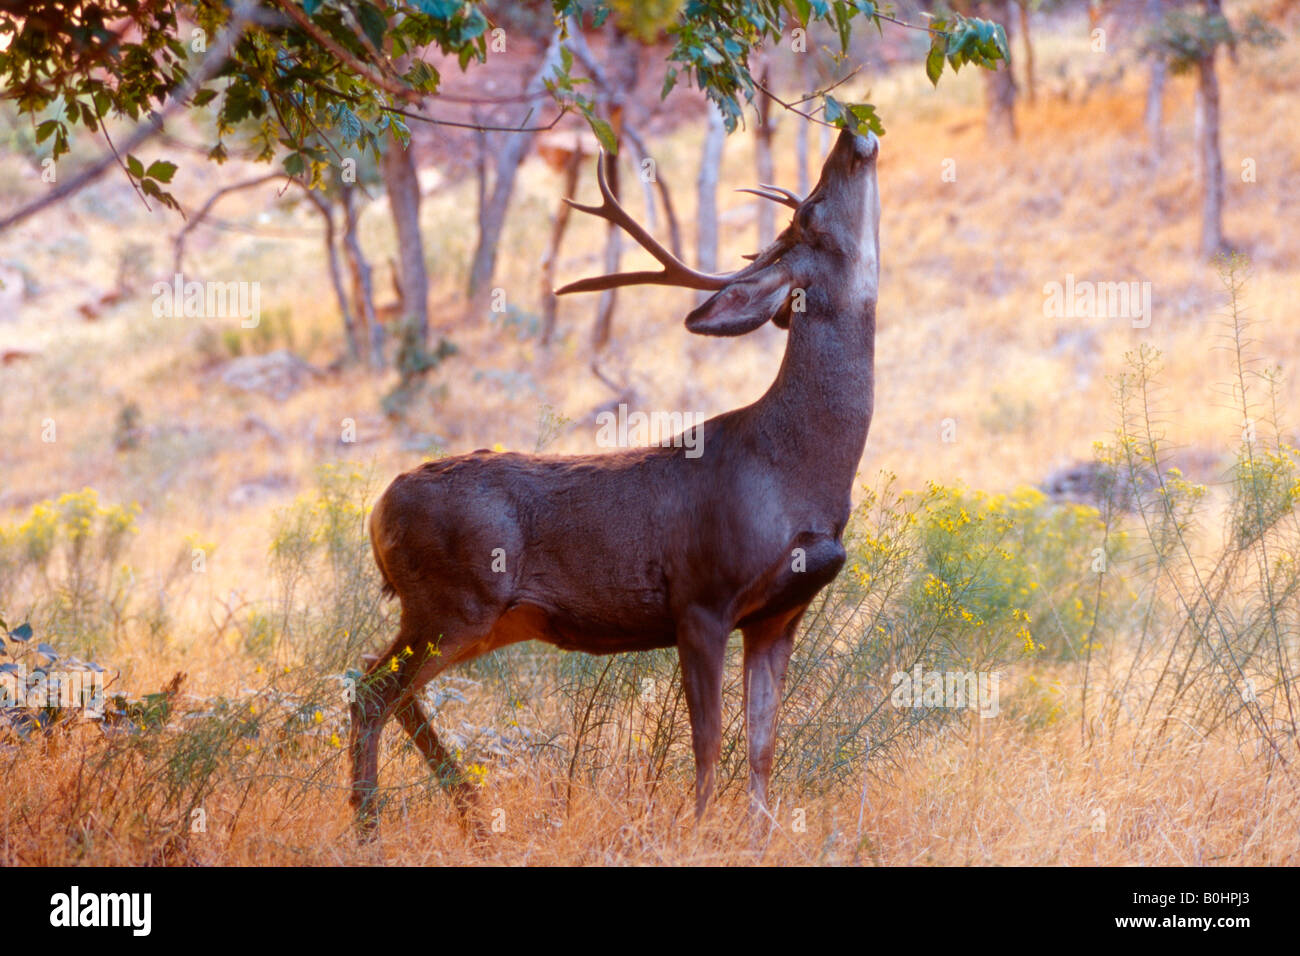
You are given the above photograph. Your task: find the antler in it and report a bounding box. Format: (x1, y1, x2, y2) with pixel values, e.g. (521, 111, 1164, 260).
(736, 183, 802, 210)
(556, 153, 755, 295)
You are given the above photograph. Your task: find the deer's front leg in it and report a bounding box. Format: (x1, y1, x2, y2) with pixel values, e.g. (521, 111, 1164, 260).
(742, 607, 805, 817)
(675, 606, 730, 820)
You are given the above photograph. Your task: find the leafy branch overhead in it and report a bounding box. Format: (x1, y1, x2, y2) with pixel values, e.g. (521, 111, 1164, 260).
(0, 1, 1010, 209)
(923, 13, 1011, 88)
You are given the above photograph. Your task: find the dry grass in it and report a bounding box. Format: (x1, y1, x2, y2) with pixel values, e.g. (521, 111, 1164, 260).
(4, 691, 1295, 865)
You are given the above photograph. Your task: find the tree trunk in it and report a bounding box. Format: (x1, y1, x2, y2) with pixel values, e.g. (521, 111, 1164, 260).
(1144, 0, 1167, 149)
(755, 63, 776, 248)
(342, 183, 383, 368)
(1195, 1, 1226, 257)
(539, 149, 581, 346)
(795, 54, 811, 197)
(625, 124, 683, 259)
(1018, 1, 1036, 104)
(465, 28, 565, 315)
(380, 129, 429, 374)
(980, 0, 1018, 140)
(591, 157, 623, 353)
(591, 28, 637, 353)
(696, 101, 725, 306)
(301, 190, 360, 363)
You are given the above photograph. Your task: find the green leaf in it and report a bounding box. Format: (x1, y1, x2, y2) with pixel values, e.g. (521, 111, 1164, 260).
(993, 23, 1011, 61)
(355, 2, 388, 51)
(823, 94, 842, 124)
(584, 113, 618, 154)
(925, 43, 945, 86)
(413, 0, 460, 16)
(848, 102, 885, 136)
(284, 152, 307, 177)
(145, 160, 177, 183)
(947, 23, 974, 56)
(34, 119, 61, 144)
(125, 154, 144, 178)
(661, 66, 678, 99)
(335, 104, 363, 142)
(191, 88, 218, 107)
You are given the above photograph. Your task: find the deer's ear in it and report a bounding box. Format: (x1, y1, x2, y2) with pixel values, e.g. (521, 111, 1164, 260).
(684, 267, 792, 337)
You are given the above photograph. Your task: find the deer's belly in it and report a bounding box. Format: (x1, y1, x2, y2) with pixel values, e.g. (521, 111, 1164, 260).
(495, 600, 677, 654)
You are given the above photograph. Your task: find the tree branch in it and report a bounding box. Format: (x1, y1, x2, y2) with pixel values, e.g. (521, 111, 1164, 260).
(272, 0, 416, 100)
(173, 172, 283, 275)
(0, 1, 259, 234)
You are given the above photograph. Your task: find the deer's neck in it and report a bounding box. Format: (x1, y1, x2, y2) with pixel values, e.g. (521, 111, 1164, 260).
(751, 303, 876, 501)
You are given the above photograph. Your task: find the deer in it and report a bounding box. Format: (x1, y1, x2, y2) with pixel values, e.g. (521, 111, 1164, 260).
(350, 126, 881, 838)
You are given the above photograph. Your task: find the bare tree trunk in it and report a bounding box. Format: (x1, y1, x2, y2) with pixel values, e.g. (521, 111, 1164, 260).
(592, 159, 623, 353)
(625, 125, 683, 258)
(696, 101, 725, 306)
(980, 0, 1017, 140)
(466, 28, 565, 314)
(1196, 0, 1226, 257)
(592, 28, 637, 353)
(380, 130, 429, 374)
(755, 63, 776, 248)
(342, 183, 383, 368)
(539, 149, 581, 346)
(474, 111, 487, 224)
(300, 190, 360, 363)
(1018, 1, 1036, 104)
(1144, 0, 1167, 149)
(795, 54, 811, 197)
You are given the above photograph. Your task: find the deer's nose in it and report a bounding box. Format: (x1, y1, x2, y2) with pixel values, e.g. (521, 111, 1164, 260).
(851, 131, 879, 162)
(833, 127, 879, 166)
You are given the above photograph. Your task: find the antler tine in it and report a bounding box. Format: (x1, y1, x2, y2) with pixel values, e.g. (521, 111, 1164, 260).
(735, 184, 801, 210)
(556, 151, 732, 295)
(760, 182, 803, 206)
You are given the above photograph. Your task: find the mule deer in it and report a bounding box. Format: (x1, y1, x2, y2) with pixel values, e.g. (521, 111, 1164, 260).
(351, 127, 881, 835)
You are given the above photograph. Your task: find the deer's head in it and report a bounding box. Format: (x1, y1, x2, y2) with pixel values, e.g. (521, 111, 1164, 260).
(556, 127, 880, 337)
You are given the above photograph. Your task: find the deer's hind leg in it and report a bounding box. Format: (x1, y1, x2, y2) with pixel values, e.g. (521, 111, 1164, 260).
(392, 694, 487, 838)
(349, 599, 497, 837)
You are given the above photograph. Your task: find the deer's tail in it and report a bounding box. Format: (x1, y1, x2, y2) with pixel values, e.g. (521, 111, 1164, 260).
(368, 501, 398, 601)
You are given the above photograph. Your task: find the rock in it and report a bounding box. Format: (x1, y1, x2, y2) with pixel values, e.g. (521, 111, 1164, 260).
(226, 472, 295, 509)
(219, 350, 323, 401)
(1041, 460, 1159, 513)
(0, 263, 25, 320)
